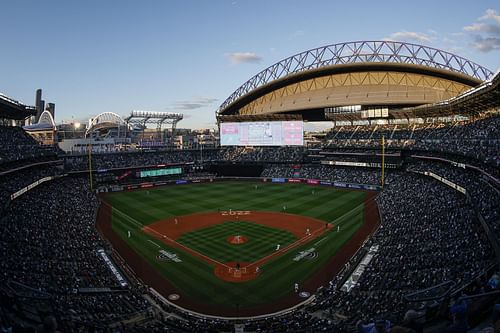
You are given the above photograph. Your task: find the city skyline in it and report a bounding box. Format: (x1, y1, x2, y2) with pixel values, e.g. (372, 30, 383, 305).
(1, 0, 499, 129)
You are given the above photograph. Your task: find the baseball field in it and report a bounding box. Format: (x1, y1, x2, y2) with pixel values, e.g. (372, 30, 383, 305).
(99, 180, 378, 316)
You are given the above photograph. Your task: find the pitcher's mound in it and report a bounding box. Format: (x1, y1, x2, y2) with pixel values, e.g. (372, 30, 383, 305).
(227, 235, 248, 245)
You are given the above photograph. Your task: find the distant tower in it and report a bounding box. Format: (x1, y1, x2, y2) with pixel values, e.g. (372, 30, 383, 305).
(35, 89, 42, 106)
(35, 89, 44, 123)
(47, 103, 56, 119)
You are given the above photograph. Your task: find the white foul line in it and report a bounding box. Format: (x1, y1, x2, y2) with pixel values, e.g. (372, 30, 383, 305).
(148, 240, 161, 248)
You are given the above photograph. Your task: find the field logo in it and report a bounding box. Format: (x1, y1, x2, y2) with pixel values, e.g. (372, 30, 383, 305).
(221, 210, 251, 216)
(157, 250, 182, 263)
(293, 248, 317, 261)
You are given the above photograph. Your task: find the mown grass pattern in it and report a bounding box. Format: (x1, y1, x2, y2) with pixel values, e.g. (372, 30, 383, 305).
(177, 221, 297, 263)
(106, 181, 367, 308)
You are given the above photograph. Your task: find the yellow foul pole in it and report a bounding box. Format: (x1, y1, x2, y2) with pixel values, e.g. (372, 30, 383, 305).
(88, 143, 93, 191)
(381, 135, 385, 188)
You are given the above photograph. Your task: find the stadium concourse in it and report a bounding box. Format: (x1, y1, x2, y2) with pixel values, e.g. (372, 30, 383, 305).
(0, 114, 499, 332)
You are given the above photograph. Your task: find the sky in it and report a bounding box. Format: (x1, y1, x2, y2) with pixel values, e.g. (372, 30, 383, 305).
(1, 0, 499, 129)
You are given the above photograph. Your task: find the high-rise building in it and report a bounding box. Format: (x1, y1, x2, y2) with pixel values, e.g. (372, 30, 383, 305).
(35, 89, 44, 122)
(47, 103, 56, 118)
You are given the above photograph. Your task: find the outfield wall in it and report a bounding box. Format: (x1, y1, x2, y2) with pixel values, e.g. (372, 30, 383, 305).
(96, 176, 381, 193)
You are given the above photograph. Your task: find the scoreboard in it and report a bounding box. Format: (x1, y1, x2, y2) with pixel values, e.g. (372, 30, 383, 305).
(220, 121, 303, 146)
(137, 167, 183, 178)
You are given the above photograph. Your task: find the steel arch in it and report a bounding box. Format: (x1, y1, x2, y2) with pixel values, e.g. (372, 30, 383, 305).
(89, 112, 125, 126)
(38, 110, 56, 128)
(86, 112, 127, 136)
(217, 40, 494, 113)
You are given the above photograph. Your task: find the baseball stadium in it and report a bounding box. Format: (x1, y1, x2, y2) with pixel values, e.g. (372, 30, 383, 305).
(1, 19, 500, 333)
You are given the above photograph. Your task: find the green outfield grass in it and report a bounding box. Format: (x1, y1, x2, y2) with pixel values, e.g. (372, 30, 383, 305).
(105, 181, 368, 310)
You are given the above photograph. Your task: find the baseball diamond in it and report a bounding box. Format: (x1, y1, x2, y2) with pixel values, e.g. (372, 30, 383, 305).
(98, 180, 379, 316)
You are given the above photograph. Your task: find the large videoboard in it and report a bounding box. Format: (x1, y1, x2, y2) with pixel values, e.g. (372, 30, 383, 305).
(220, 121, 303, 146)
(137, 167, 182, 178)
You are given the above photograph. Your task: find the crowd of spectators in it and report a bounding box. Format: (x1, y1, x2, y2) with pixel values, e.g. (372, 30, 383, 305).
(0, 126, 57, 166)
(63, 147, 308, 171)
(62, 114, 499, 173)
(1, 121, 499, 332)
(261, 164, 381, 185)
(217, 147, 306, 163)
(407, 159, 500, 245)
(0, 170, 496, 332)
(0, 164, 60, 204)
(124, 168, 495, 332)
(63, 150, 201, 171)
(0, 177, 150, 331)
(291, 170, 493, 332)
(325, 114, 500, 167)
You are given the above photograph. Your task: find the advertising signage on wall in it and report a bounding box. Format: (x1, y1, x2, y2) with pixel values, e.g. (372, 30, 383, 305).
(137, 167, 183, 178)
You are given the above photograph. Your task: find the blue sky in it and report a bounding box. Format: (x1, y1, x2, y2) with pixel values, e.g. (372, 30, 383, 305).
(1, 0, 499, 129)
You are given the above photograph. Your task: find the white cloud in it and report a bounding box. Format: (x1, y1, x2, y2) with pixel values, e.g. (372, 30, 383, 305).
(170, 97, 218, 110)
(225, 52, 262, 64)
(464, 23, 484, 32)
(479, 9, 500, 24)
(471, 36, 500, 53)
(464, 22, 500, 34)
(384, 31, 434, 44)
(463, 9, 500, 53)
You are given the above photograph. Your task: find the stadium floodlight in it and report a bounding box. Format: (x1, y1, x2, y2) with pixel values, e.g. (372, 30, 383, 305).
(125, 110, 184, 146)
(130, 110, 183, 119)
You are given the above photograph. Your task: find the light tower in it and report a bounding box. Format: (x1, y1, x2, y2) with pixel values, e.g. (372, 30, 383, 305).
(124, 110, 184, 147)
